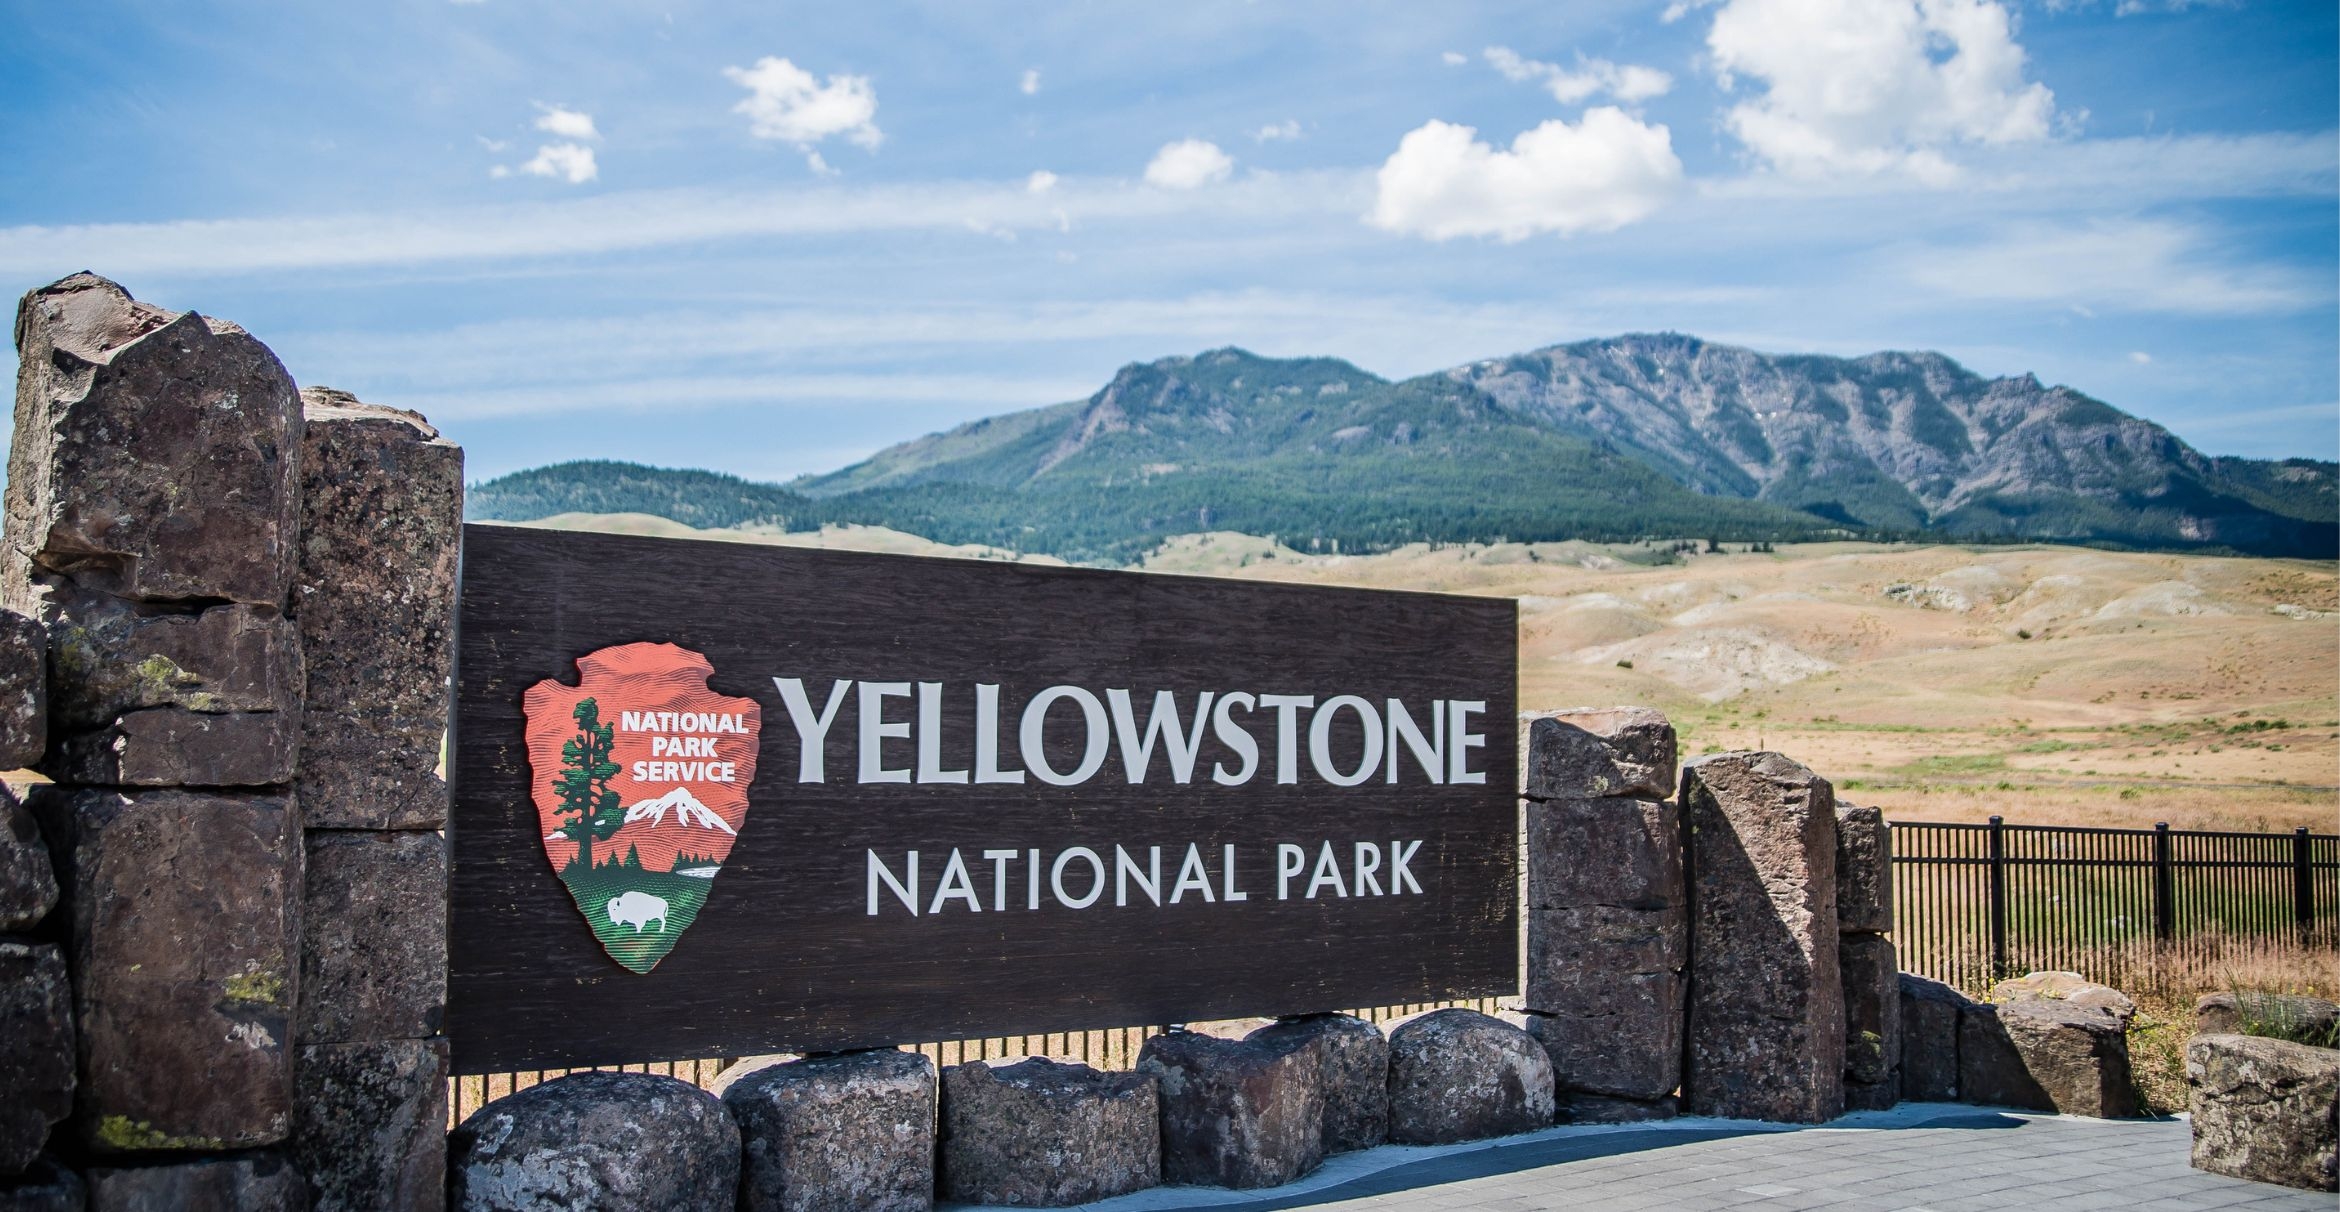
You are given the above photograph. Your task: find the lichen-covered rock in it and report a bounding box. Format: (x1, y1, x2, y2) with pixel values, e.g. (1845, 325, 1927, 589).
(0, 788, 56, 931)
(723, 1050, 935, 1212)
(1521, 708, 1676, 801)
(1841, 933, 1900, 1089)
(0, 943, 73, 1174)
(0, 1155, 82, 1211)
(1386, 1009, 1555, 1145)
(1681, 752, 1844, 1124)
(295, 389, 460, 829)
(1833, 805, 1892, 933)
(1992, 971, 2136, 1028)
(1899, 974, 1968, 1101)
(30, 588, 301, 787)
(0, 610, 45, 771)
(1560, 1093, 1675, 1123)
(2187, 1032, 2339, 1191)
(28, 786, 296, 1152)
(1961, 999, 2137, 1117)
(7, 273, 301, 609)
(1139, 1029, 1324, 1189)
(448, 1071, 738, 1212)
(293, 1038, 447, 1212)
(939, 1057, 1158, 1207)
(1247, 1014, 1389, 1154)
(87, 1154, 304, 1212)
(2195, 991, 2339, 1047)
(299, 829, 445, 1043)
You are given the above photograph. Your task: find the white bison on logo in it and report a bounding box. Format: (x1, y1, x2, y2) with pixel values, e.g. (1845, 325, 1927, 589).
(605, 890, 669, 934)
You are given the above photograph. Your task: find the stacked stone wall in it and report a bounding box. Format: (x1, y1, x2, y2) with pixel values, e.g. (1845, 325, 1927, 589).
(0, 273, 458, 1209)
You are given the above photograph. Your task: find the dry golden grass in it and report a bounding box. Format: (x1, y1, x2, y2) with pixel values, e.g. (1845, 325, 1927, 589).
(530, 517, 2339, 833)
(2096, 934, 2340, 1115)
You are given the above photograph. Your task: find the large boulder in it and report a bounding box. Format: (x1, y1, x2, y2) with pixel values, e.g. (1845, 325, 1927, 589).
(1139, 1029, 1324, 1189)
(1523, 795, 1683, 916)
(1833, 805, 1892, 933)
(31, 786, 297, 1152)
(7, 273, 302, 609)
(2187, 1032, 2339, 1191)
(2196, 992, 2340, 1048)
(86, 1155, 304, 1211)
(0, 942, 73, 1174)
(1841, 933, 1900, 1090)
(1899, 974, 1968, 1101)
(0, 610, 45, 771)
(723, 1050, 935, 1212)
(1521, 707, 1676, 801)
(1960, 999, 2137, 1117)
(1992, 971, 2135, 1028)
(294, 389, 461, 829)
(0, 788, 56, 932)
(1681, 752, 1845, 1123)
(939, 1057, 1159, 1207)
(298, 829, 445, 1043)
(1386, 1009, 1555, 1145)
(292, 1038, 447, 1212)
(1247, 1014, 1389, 1154)
(0, 1156, 83, 1211)
(31, 590, 302, 787)
(449, 1071, 739, 1212)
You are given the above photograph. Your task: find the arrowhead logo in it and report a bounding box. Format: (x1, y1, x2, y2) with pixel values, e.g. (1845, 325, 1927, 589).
(522, 642, 762, 973)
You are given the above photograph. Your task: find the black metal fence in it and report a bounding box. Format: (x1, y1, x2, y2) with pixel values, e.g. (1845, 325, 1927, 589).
(1891, 818, 2340, 992)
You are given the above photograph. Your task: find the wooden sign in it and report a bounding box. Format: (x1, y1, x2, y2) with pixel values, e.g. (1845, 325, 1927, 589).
(447, 524, 1518, 1074)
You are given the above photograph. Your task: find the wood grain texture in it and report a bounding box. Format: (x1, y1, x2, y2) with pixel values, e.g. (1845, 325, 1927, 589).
(448, 524, 1517, 1074)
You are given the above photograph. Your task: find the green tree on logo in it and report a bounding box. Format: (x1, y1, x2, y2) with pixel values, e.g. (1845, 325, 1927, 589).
(552, 697, 624, 873)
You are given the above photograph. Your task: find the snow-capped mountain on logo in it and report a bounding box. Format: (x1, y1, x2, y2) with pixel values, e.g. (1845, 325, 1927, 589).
(623, 786, 738, 835)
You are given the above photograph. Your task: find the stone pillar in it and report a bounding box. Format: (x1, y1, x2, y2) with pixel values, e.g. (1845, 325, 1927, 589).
(1517, 707, 1684, 1122)
(8, 274, 307, 1189)
(1836, 805, 1900, 1111)
(1681, 751, 1845, 1123)
(287, 388, 460, 1212)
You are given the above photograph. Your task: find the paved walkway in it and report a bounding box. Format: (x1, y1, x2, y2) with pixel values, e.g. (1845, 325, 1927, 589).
(1035, 1105, 2330, 1212)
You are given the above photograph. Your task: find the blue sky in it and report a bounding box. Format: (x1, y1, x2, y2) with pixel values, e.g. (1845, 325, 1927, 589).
(2, 0, 2333, 483)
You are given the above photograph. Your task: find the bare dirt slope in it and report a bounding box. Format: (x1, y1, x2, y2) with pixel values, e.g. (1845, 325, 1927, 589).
(516, 517, 2336, 832)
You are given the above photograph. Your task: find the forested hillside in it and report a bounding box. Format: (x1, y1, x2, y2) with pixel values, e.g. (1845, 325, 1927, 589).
(469, 338, 2337, 563)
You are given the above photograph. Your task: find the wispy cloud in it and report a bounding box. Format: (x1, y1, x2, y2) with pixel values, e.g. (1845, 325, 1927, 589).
(0, 173, 1362, 279)
(1898, 219, 2330, 315)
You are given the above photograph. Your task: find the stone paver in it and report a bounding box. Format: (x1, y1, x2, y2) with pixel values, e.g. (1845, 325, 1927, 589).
(1004, 1104, 2328, 1212)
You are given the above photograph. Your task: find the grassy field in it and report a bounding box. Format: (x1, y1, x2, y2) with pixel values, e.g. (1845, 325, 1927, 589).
(514, 517, 2338, 832)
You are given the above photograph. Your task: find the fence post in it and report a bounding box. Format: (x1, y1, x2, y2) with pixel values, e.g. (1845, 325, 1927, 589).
(1987, 815, 2008, 979)
(2152, 822, 2176, 942)
(2295, 827, 2316, 942)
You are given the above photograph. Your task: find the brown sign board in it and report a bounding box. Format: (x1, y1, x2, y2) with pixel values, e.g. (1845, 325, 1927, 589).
(447, 523, 1518, 1074)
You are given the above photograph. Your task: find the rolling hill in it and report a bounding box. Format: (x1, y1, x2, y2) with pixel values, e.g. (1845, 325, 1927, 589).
(469, 336, 2337, 562)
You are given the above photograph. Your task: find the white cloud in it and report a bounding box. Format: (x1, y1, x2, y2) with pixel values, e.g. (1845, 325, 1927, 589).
(1441, 51, 1469, 66)
(1900, 219, 2326, 314)
(1707, 0, 2056, 181)
(2128, 350, 2153, 364)
(533, 104, 599, 141)
(516, 143, 598, 184)
(1144, 139, 1234, 189)
(1254, 120, 1303, 142)
(1020, 68, 1041, 95)
(1026, 170, 1059, 194)
(1368, 109, 1684, 241)
(723, 56, 882, 171)
(1484, 47, 1673, 105)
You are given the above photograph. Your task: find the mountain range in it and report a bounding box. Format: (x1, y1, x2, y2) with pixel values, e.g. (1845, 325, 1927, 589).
(469, 334, 2337, 562)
